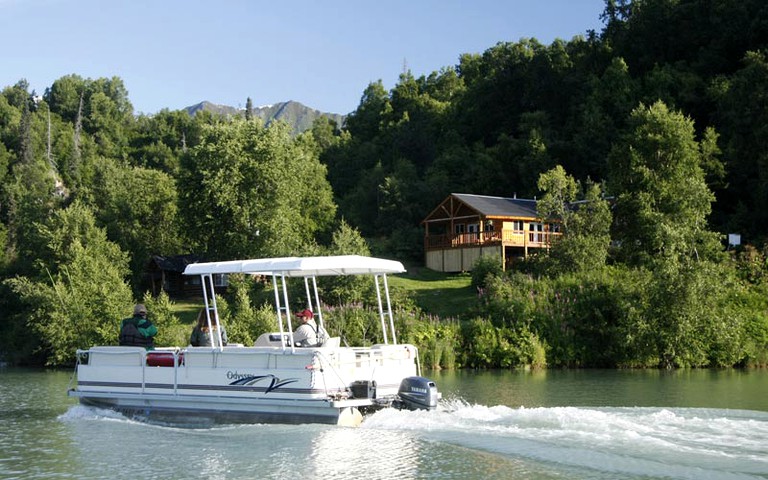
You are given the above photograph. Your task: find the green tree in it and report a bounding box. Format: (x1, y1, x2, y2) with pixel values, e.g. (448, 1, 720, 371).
(88, 160, 183, 290)
(179, 120, 336, 259)
(5, 202, 132, 365)
(714, 50, 768, 236)
(559, 180, 612, 271)
(129, 108, 204, 174)
(310, 117, 341, 152)
(345, 80, 390, 140)
(141, 290, 185, 347)
(607, 101, 720, 267)
(44, 75, 133, 160)
(221, 273, 272, 346)
(245, 97, 253, 121)
(647, 260, 749, 368)
(537, 166, 612, 273)
(45, 74, 87, 124)
(5, 151, 64, 275)
(320, 220, 372, 304)
(569, 56, 638, 180)
(537, 165, 578, 230)
(0, 90, 22, 151)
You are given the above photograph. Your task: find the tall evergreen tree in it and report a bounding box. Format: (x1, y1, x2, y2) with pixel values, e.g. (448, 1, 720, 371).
(245, 97, 253, 121)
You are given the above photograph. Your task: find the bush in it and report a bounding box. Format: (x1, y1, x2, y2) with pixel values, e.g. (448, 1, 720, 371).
(462, 317, 548, 369)
(142, 291, 185, 347)
(323, 304, 382, 346)
(463, 317, 499, 368)
(470, 255, 503, 291)
(398, 311, 461, 369)
(224, 274, 273, 346)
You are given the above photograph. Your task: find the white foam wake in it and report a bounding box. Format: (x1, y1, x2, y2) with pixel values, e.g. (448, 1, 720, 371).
(362, 401, 768, 479)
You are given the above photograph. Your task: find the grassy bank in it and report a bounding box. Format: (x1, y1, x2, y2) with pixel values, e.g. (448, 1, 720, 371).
(390, 266, 474, 318)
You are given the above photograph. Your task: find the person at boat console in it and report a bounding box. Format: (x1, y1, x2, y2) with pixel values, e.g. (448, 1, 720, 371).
(190, 308, 228, 347)
(119, 304, 157, 349)
(293, 309, 328, 347)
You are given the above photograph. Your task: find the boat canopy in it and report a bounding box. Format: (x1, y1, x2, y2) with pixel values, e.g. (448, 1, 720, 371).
(182, 255, 406, 277)
(183, 255, 406, 349)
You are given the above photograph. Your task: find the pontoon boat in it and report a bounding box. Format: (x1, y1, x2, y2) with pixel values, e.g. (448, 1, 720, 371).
(67, 255, 439, 427)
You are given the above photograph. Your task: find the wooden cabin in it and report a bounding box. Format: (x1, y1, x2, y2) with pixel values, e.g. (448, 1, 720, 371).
(145, 254, 228, 298)
(422, 193, 561, 272)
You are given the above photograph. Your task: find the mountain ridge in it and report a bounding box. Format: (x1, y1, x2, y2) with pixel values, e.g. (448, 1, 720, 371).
(185, 100, 346, 135)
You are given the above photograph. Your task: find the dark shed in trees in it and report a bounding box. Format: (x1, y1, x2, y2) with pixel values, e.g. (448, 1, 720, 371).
(145, 254, 229, 298)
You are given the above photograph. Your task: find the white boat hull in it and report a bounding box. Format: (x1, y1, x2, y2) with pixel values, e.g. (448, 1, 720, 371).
(73, 391, 365, 427)
(68, 343, 421, 427)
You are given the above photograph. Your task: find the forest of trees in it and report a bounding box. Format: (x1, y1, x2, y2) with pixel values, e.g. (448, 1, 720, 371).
(2, 0, 768, 368)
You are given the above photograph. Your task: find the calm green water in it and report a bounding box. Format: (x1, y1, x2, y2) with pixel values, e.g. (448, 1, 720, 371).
(432, 368, 768, 411)
(1, 367, 767, 479)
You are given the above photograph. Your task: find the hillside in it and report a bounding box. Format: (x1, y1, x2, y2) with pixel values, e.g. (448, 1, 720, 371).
(184, 100, 346, 135)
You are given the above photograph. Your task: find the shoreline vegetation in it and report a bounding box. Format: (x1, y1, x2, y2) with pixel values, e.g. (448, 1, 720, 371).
(149, 259, 767, 372)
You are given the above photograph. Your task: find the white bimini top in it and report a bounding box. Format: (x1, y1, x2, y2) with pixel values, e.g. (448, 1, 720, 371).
(182, 255, 406, 278)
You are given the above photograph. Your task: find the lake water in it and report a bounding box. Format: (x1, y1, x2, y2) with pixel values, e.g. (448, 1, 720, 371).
(1, 367, 767, 479)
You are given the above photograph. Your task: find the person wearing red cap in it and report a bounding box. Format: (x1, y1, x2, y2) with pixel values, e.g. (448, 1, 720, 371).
(293, 309, 328, 347)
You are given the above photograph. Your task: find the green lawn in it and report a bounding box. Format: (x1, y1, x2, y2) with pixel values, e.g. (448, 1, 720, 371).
(390, 266, 475, 318)
(171, 299, 203, 325)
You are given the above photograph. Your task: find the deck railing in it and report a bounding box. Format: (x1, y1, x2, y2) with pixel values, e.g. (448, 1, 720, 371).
(424, 230, 560, 250)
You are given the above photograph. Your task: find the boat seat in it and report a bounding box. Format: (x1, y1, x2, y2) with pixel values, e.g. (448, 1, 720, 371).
(322, 336, 340, 348)
(89, 346, 147, 353)
(254, 332, 290, 347)
(87, 346, 147, 366)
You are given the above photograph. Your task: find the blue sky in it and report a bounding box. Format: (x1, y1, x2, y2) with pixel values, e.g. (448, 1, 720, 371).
(1, 0, 606, 115)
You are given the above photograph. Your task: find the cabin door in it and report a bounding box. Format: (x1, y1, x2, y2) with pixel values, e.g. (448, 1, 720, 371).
(529, 222, 543, 243)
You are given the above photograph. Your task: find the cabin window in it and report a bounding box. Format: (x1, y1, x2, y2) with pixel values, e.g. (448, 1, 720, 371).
(529, 222, 544, 242)
(213, 274, 229, 287)
(484, 221, 494, 232)
(454, 224, 465, 234)
(512, 220, 524, 232)
(467, 223, 479, 234)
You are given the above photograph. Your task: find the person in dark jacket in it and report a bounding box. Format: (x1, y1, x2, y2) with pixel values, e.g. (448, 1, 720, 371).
(189, 308, 227, 347)
(119, 304, 157, 349)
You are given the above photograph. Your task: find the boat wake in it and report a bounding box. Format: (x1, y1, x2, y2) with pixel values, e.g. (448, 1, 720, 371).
(362, 399, 768, 480)
(56, 400, 768, 479)
(59, 405, 130, 423)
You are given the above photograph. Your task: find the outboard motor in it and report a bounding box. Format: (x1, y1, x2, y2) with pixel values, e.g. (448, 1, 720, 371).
(395, 376, 439, 410)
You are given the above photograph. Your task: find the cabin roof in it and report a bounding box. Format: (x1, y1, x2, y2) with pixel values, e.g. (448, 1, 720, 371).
(452, 193, 538, 217)
(150, 254, 204, 272)
(423, 193, 539, 223)
(183, 255, 405, 277)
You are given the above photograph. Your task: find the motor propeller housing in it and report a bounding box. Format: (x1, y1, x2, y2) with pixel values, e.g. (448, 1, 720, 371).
(395, 376, 439, 410)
